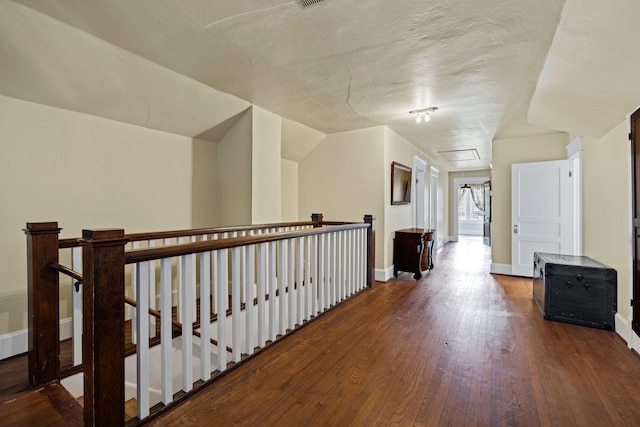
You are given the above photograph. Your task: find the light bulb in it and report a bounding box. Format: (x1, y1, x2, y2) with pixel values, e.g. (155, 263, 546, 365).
(416, 115, 422, 124)
(424, 113, 431, 122)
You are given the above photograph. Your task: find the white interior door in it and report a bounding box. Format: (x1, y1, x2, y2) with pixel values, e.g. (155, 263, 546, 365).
(511, 160, 570, 277)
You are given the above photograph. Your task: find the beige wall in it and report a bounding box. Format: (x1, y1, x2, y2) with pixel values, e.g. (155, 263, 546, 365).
(281, 159, 299, 222)
(383, 128, 449, 269)
(583, 121, 631, 319)
(192, 138, 219, 228)
(252, 107, 282, 224)
(0, 95, 193, 335)
(218, 109, 252, 226)
(298, 127, 385, 267)
(491, 132, 569, 266)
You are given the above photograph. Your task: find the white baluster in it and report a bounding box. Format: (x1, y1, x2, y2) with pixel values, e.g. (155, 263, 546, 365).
(160, 257, 173, 405)
(148, 240, 156, 339)
(245, 243, 255, 355)
(190, 236, 197, 319)
(240, 231, 246, 305)
(336, 231, 345, 302)
(332, 231, 338, 306)
(356, 228, 364, 290)
(71, 246, 82, 366)
(136, 261, 150, 419)
(311, 234, 318, 316)
(216, 249, 228, 371)
(212, 234, 218, 317)
(181, 254, 193, 392)
(350, 229, 356, 294)
(131, 241, 140, 345)
(278, 240, 287, 335)
(296, 237, 304, 326)
(268, 241, 277, 341)
(318, 234, 325, 312)
(304, 236, 312, 321)
(231, 247, 241, 363)
(288, 238, 295, 330)
(200, 243, 211, 381)
(176, 237, 184, 323)
(324, 233, 331, 312)
(257, 243, 266, 347)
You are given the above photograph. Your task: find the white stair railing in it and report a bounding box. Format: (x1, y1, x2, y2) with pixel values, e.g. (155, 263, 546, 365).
(125, 224, 369, 420)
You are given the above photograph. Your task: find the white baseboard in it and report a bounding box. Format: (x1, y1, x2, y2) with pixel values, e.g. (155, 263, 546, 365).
(615, 313, 631, 345)
(375, 266, 395, 282)
(0, 317, 72, 360)
(490, 263, 512, 275)
(0, 329, 27, 360)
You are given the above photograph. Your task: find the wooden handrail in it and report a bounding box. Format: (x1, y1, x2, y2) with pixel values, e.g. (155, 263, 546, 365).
(59, 238, 82, 249)
(125, 221, 315, 242)
(123, 296, 233, 353)
(125, 223, 369, 264)
(56, 221, 321, 249)
(49, 262, 83, 283)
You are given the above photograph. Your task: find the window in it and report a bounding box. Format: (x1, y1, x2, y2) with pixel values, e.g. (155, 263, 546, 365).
(458, 185, 484, 222)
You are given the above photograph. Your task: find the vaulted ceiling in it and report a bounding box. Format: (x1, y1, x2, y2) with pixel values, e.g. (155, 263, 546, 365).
(1, 0, 638, 170)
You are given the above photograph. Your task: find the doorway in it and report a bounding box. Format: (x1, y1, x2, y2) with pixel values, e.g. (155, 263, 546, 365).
(452, 175, 489, 242)
(511, 160, 570, 277)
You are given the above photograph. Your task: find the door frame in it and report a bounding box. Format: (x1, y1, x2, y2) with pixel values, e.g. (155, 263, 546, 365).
(429, 166, 439, 245)
(451, 175, 489, 242)
(630, 107, 640, 349)
(413, 156, 427, 229)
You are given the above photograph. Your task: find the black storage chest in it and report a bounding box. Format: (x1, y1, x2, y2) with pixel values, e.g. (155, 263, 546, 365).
(532, 252, 617, 330)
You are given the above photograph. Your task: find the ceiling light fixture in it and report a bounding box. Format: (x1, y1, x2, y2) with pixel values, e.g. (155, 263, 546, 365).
(410, 106, 438, 124)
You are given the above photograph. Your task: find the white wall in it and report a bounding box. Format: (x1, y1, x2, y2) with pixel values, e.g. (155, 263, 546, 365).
(281, 159, 299, 222)
(583, 121, 631, 320)
(252, 107, 282, 224)
(298, 127, 385, 267)
(0, 95, 193, 335)
(192, 138, 219, 227)
(218, 109, 252, 226)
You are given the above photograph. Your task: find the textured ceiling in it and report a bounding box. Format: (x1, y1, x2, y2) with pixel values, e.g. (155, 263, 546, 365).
(4, 0, 619, 171)
(528, 0, 640, 138)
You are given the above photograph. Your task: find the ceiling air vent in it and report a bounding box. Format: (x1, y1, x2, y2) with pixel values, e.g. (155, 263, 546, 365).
(296, 0, 330, 8)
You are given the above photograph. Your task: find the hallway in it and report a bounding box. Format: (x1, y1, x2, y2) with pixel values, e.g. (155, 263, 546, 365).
(149, 237, 640, 426)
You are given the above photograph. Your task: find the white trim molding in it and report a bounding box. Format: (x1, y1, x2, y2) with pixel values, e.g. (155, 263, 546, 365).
(375, 266, 395, 282)
(0, 317, 72, 360)
(614, 313, 631, 345)
(490, 263, 512, 275)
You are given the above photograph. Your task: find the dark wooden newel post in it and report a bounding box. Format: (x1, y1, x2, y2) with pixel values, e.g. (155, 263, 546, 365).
(81, 229, 127, 427)
(24, 222, 62, 387)
(364, 215, 375, 287)
(311, 212, 323, 228)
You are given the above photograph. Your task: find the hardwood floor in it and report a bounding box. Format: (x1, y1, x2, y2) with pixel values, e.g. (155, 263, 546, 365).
(146, 236, 640, 426)
(3, 236, 640, 426)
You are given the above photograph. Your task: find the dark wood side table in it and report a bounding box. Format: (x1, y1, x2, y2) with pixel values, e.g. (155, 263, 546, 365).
(393, 228, 435, 280)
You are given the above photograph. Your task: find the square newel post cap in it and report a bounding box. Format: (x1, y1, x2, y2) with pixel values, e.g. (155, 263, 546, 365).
(81, 229, 127, 244)
(23, 222, 61, 235)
